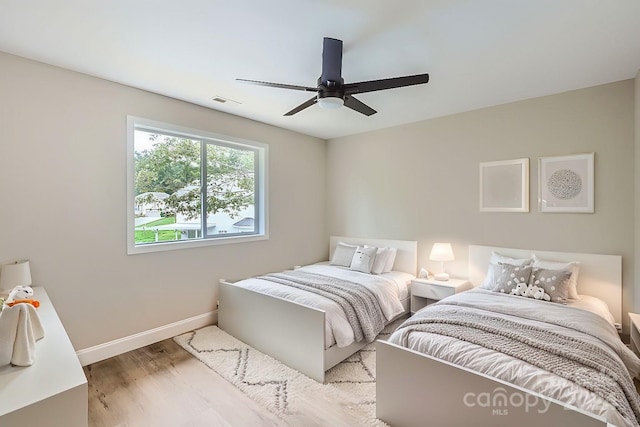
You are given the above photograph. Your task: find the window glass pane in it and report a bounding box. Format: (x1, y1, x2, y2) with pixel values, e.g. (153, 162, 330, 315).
(205, 144, 256, 236)
(134, 130, 202, 245)
(128, 116, 267, 254)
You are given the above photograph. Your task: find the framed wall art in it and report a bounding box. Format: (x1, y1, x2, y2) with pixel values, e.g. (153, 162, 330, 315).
(479, 158, 529, 212)
(538, 153, 594, 213)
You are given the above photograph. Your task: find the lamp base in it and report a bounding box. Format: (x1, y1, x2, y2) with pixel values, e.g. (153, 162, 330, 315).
(433, 272, 450, 281)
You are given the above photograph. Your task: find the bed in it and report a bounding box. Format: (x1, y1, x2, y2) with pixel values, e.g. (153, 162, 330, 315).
(377, 245, 640, 427)
(218, 236, 417, 382)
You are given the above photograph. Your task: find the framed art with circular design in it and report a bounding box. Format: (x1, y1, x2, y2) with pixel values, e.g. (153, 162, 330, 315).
(538, 153, 594, 213)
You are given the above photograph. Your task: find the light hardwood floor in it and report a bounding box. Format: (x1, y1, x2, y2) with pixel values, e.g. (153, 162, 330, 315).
(85, 339, 285, 427)
(86, 337, 640, 426)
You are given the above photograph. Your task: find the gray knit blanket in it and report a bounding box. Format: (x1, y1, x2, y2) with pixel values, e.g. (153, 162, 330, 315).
(257, 270, 386, 343)
(395, 304, 640, 427)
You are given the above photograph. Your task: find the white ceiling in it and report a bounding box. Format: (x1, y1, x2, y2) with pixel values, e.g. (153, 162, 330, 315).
(1, 1, 639, 140)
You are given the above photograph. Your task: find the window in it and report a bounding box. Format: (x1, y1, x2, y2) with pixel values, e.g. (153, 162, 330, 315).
(127, 116, 268, 254)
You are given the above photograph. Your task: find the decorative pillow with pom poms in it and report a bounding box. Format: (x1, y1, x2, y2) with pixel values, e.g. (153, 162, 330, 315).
(492, 263, 532, 294)
(528, 268, 572, 303)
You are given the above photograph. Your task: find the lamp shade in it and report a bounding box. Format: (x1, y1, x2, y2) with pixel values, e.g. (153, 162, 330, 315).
(0, 260, 32, 292)
(429, 243, 455, 262)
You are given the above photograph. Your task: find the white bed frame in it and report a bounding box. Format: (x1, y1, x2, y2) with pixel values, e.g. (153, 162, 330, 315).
(377, 245, 622, 427)
(218, 236, 417, 383)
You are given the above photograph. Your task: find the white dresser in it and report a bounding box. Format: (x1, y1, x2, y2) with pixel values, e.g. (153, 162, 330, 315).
(0, 287, 87, 426)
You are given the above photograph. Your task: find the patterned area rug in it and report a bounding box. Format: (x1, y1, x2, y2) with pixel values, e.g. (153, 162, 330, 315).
(173, 316, 407, 427)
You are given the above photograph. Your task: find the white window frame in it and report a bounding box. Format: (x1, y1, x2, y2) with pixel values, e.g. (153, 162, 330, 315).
(126, 116, 268, 254)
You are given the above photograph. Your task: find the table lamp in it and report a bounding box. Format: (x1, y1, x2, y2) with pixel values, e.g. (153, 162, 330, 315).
(0, 260, 32, 294)
(429, 243, 454, 281)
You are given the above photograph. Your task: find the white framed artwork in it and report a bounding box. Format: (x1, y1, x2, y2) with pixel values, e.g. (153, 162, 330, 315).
(538, 153, 594, 213)
(479, 158, 529, 212)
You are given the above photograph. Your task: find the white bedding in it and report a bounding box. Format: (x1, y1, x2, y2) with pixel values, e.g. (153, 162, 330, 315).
(389, 289, 640, 427)
(566, 294, 617, 326)
(234, 263, 409, 348)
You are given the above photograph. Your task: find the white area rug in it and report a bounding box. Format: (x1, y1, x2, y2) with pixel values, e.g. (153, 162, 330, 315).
(173, 317, 406, 427)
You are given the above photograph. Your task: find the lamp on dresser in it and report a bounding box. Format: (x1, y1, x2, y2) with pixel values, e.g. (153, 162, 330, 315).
(0, 260, 32, 294)
(429, 243, 454, 281)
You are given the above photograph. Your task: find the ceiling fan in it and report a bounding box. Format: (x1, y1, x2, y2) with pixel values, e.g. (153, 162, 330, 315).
(237, 37, 429, 117)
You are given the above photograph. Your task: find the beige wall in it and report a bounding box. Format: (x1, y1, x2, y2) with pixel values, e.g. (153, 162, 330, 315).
(0, 49, 636, 349)
(0, 52, 327, 350)
(328, 80, 636, 324)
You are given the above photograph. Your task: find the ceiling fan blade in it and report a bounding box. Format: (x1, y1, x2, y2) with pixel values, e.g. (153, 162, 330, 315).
(344, 73, 429, 95)
(321, 37, 343, 85)
(344, 95, 377, 116)
(237, 78, 316, 92)
(284, 96, 318, 116)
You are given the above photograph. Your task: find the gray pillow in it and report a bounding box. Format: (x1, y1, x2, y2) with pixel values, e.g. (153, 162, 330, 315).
(480, 253, 532, 289)
(528, 268, 572, 303)
(492, 263, 532, 294)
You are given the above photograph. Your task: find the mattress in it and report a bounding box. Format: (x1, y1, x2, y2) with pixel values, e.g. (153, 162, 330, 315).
(388, 288, 640, 427)
(233, 263, 412, 348)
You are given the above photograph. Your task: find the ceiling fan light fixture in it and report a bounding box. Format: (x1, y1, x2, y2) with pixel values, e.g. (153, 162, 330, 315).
(317, 96, 344, 110)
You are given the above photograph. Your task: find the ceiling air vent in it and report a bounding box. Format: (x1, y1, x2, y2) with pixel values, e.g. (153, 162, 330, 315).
(211, 96, 241, 106)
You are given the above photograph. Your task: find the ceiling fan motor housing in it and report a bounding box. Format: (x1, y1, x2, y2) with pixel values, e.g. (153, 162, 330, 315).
(317, 77, 344, 101)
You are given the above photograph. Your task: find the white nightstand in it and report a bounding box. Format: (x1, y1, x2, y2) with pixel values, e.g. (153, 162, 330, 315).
(411, 277, 472, 314)
(629, 313, 640, 356)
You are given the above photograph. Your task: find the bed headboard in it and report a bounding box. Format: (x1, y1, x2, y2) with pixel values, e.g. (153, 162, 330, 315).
(468, 245, 622, 324)
(329, 236, 417, 276)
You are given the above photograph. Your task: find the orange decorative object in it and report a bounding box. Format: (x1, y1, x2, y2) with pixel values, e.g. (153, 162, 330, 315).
(6, 299, 40, 308)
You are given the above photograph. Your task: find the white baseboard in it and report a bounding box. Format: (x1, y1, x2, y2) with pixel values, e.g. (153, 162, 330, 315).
(76, 311, 217, 366)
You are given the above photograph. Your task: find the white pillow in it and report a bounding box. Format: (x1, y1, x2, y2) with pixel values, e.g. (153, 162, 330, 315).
(330, 242, 357, 267)
(370, 247, 392, 275)
(350, 246, 378, 274)
(480, 252, 533, 289)
(532, 254, 581, 300)
(490, 252, 532, 267)
(383, 247, 398, 273)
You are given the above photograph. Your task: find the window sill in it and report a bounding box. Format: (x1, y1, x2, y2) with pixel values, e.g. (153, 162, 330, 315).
(127, 233, 268, 255)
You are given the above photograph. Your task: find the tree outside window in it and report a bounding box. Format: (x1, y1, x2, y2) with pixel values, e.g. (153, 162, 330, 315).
(127, 117, 267, 254)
